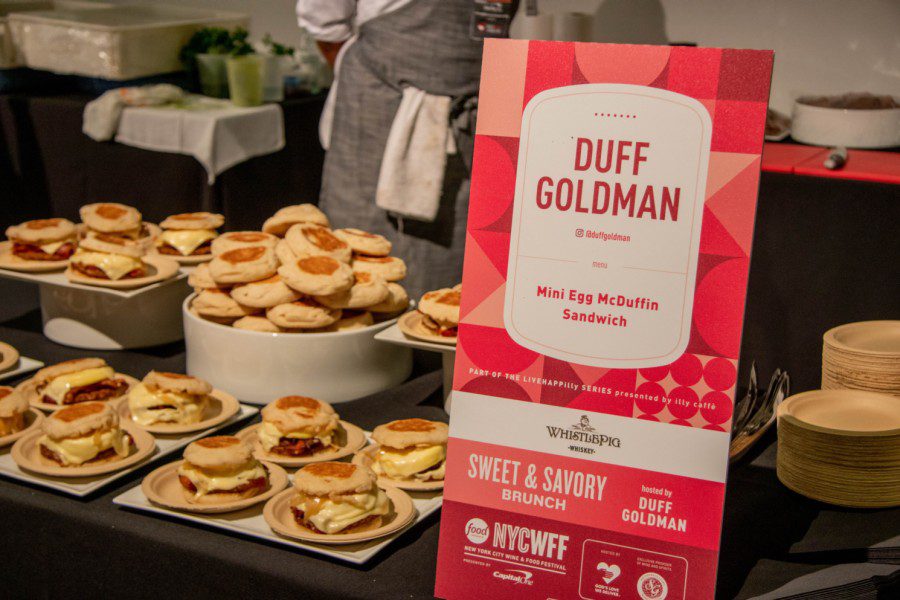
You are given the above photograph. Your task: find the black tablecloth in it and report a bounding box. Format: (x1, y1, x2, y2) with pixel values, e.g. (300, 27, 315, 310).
(0, 93, 326, 231)
(0, 97, 899, 598)
(0, 274, 898, 599)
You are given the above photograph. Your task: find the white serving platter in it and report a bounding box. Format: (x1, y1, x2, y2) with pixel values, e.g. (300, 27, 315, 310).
(375, 321, 457, 354)
(0, 356, 44, 382)
(0, 264, 187, 299)
(0, 404, 256, 497)
(112, 475, 442, 565)
(376, 323, 456, 412)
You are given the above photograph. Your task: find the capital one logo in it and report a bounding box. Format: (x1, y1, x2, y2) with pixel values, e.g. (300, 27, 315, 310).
(464, 518, 490, 544)
(493, 569, 534, 585)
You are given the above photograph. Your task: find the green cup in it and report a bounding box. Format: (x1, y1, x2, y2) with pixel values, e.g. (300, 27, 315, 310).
(196, 53, 229, 98)
(226, 55, 263, 107)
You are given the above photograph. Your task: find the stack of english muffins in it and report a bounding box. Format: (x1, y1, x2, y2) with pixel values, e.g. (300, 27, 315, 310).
(189, 204, 410, 334)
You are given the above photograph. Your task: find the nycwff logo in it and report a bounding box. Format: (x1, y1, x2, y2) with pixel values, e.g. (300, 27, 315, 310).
(493, 569, 534, 586)
(546, 414, 621, 448)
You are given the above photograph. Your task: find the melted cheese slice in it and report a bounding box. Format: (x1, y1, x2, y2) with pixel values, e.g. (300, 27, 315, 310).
(375, 444, 445, 479)
(257, 420, 334, 452)
(177, 461, 267, 498)
(71, 249, 144, 280)
(127, 383, 205, 426)
(42, 366, 115, 405)
(157, 229, 217, 256)
(295, 489, 389, 534)
(39, 240, 69, 255)
(39, 428, 130, 466)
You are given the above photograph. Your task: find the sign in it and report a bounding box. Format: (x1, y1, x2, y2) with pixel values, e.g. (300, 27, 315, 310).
(436, 40, 773, 600)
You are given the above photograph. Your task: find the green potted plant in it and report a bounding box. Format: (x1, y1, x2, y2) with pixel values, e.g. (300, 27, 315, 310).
(181, 27, 240, 98)
(226, 31, 263, 107)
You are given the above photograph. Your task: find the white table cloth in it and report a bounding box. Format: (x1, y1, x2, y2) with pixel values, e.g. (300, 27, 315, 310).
(114, 98, 285, 183)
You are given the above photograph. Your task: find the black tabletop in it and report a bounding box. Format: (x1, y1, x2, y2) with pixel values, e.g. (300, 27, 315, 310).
(0, 276, 897, 600)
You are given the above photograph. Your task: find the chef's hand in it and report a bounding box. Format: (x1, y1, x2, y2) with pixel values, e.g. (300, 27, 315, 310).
(316, 41, 345, 68)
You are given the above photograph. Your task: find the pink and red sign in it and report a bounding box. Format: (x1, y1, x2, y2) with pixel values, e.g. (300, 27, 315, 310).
(435, 40, 772, 599)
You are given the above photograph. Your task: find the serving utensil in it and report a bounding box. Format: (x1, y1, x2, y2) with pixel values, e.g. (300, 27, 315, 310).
(730, 366, 790, 462)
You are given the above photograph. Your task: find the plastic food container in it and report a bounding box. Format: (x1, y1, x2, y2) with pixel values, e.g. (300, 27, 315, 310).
(792, 99, 900, 149)
(8, 3, 247, 80)
(183, 295, 414, 405)
(0, 1, 109, 68)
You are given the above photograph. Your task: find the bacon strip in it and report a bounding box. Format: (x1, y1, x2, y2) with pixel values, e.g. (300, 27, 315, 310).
(13, 242, 74, 261)
(71, 262, 145, 280)
(268, 437, 324, 457)
(41, 378, 129, 405)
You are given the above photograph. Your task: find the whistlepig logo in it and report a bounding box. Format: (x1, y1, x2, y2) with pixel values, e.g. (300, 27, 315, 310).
(574, 414, 596, 432)
(546, 414, 620, 447)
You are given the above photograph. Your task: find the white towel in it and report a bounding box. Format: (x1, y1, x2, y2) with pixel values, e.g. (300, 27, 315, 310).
(375, 86, 454, 222)
(83, 84, 185, 142)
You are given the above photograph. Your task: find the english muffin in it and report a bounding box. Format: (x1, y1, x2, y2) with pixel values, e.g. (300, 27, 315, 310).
(38, 402, 133, 466)
(417, 287, 461, 338)
(177, 436, 269, 504)
(370, 418, 448, 482)
(230, 274, 300, 309)
(211, 231, 278, 255)
(208, 246, 278, 284)
(351, 255, 407, 282)
(333, 228, 391, 257)
(314, 271, 389, 310)
(285, 224, 352, 263)
(5, 218, 77, 261)
(266, 299, 341, 329)
(128, 371, 212, 426)
(262, 204, 330, 237)
(289, 462, 389, 534)
(258, 396, 340, 457)
(278, 255, 354, 296)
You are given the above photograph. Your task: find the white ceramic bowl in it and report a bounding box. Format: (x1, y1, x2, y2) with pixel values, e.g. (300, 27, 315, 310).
(183, 294, 413, 404)
(791, 101, 900, 148)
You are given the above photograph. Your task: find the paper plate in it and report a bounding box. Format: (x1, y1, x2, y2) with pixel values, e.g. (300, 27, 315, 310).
(11, 422, 156, 477)
(141, 459, 288, 514)
(398, 311, 457, 346)
(0, 240, 70, 272)
(119, 389, 240, 435)
(352, 445, 445, 492)
(236, 421, 367, 467)
(778, 389, 900, 436)
(65, 255, 180, 289)
(26, 373, 140, 412)
(263, 486, 415, 545)
(0, 341, 20, 373)
(0, 408, 44, 448)
(824, 321, 900, 357)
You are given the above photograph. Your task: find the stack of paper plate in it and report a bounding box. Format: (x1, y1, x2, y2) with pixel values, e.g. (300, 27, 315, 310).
(822, 321, 900, 397)
(777, 389, 900, 508)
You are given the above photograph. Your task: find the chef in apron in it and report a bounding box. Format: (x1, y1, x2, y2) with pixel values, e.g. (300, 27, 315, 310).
(297, 0, 516, 297)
